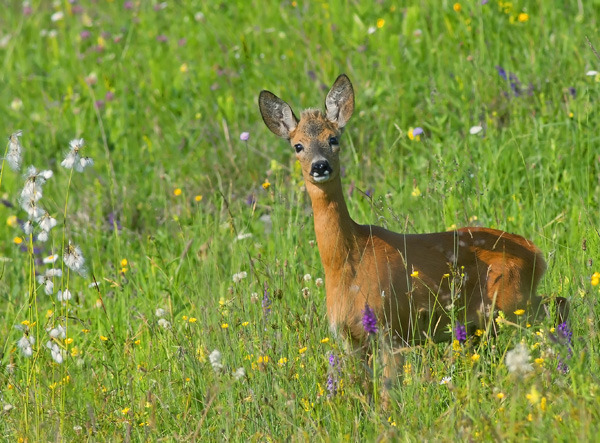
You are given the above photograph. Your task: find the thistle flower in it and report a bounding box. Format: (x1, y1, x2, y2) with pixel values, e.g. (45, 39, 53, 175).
(17, 335, 34, 357)
(505, 343, 532, 374)
(454, 322, 467, 343)
(64, 241, 86, 276)
(46, 340, 64, 364)
(209, 349, 223, 373)
(362, 303, 378, 335)
(6, 130, 23, 171)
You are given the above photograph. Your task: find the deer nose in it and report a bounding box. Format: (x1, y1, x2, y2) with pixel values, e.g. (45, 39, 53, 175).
(310, 160, 332, 178)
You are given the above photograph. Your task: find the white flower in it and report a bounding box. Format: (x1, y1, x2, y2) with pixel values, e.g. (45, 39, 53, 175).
(57, 289, 72, 302)
(315, 278, 324, 288)
(368, 26, 377, 34)
(43, 254, 58, 264)
(6, 130, 23, 171)
(22, 220, 34, 235)
(236, 232, 253, 241)
(469, 125, 483, 135)
(3, 404, 14, 412)
(232, 271, 247, 283)
(46, 340, 64, 364)
(440, 376, 452, 385)
(50, 11, 64, 22)
(64, 241, 86, 276)
(157, 318, 171, 329)
(233, 367, 245, 380)
(586, 70, 599, 76)
(88, 281, 101, 289)
(209, 349, 223, 373)
(155, 308, 166, 318)
(37, 230, 49, 242)
(38, 212, 57, 232)
(17, 335, 34, 357)
(303, 274, 312, 282)
(48, 324, 66, 339)
(46, 268, 62, 278)
(505, 343, 532, 374)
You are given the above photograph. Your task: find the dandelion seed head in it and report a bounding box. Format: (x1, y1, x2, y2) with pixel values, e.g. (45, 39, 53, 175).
(155, 308, 166, 318)
(157, 318, 171, 329)
(233, 367, 245, 380)
(505, 343, 532, 374)
(209, 349, 223, 373)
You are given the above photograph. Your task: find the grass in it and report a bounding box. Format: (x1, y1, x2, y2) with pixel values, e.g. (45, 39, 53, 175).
(1, 0, 599, 440)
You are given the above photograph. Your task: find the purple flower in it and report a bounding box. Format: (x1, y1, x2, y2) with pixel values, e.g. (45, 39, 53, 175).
(107, 212, 122, 231)
(1, 199, 14, 208)
(553, 321, 573, 374)
(454, 322, 467, 343)
(240, 132, 250, 141)
(495, 65, 507, 80)
(105, 91, 115, 101)
(365, 187, 374, 198)
(178, 38, 187, 47)
(94, 100, 105, 109)
(481, 0, 489, 4)
(80, 30, 91, 40)
(245, 194, 256, 206)
(156, 35, 168, 43)
(124, 1, 133, 9)
(362, 303, 378, 335)
(326, 352, 341, 398)
(568, 87, 576, 98)
(412, 127, 424, 136)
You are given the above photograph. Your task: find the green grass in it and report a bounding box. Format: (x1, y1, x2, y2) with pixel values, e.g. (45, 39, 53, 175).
(1, 0, 600, 440)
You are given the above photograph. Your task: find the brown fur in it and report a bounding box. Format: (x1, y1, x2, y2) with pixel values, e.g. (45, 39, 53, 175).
(259, 74, 556, 387)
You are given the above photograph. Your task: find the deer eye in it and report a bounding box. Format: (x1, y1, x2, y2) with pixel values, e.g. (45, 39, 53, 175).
(328, 136, 338, 146)
(294, 143, 304, 153)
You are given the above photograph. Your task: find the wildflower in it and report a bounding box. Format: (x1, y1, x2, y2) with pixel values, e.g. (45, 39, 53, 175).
(17, 335, 34, 357)
(48, 324, 66, 339)
(315, 277, 324, 287)
(100, 335, 108, 341)
(50, 11, 64, 22)
(591, 272, 600, 286)
(232, 271, 247, 283)
(586, 70, 599, 76)
(43, 254, 58, 264)
(155, 308, 166, 317)
(303, 273, 312, 282)
(505, 343, 532, 374)
(410, 270, 419, 278)
(158, 318, 171, 329)
(514, 309, 525, 316)
(469, 125, 483, 135)
(240, 132, 250, 141)
(61, 138, 93, 172)
(326, 352, 341, 398)
(209, 350, 223, 373)
(6, 130, 23, 171)
(173, 188, 182, 196)
(299, 347, 307, 354)
(262, 284, 271, 321)
(233, 367, 245, 380)
(554, 321, 573, 373)
(38, 212, 57, 232)
(471, 353, 480, 362)
(321, 337, 329, 343)
(278, 357, 288, 366)
(407, 127, 423, 141)
(526, 386, 540, 405)
(195, 195, 203, 202)
(46, 340, 64, 364)
(121, 407, 130, 415)
(221, 323, 229, 329)
(518, 12, 529, 22)
(496, 392, 505, 399)
(362, 303, 378, 335)
(262, 179, 271, 190)
(440, 376, 452, 385)
(57, 289, 72, 302)
(64, 241, 86, 276)
(376, 18, 385, 28)
(453, 3, 461, 12)
(411, 187, 421, 197)
(454, 322, 467, 343)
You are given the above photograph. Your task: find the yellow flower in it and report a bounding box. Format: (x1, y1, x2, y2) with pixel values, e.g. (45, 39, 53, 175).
(518, 12, 529, 22)
(298, 346, 307, 354)
(591, 272, 600, 286)
(278, 357, 288, 366)
(134, 339, 141, 345)
(188, 317, 197, 323)
(569, 112, 574, 118)
(453, 3, 461, 12)
(182, 315, 188, 321)
(471, 354, 480, 362)
(320, 337, 329, 343)
(195, 195, 203, 202)
(257, 355, 269, 364)
(173, 188, 182, 196)
(221, 323, 229, 329)
(526, 386, 540, 405)
(100, 335, 108, 341)
(410, 270, 419, 277)
(262, 179, 271, 190)
(121, 258, 128, 267)
(411, 187, 421, 197)
(496, 392, 505, 400)
(71, 347, 80, 357)
(452, 339, 461, 352)
(241, 321, 249, 327)
(475, 329, 484, 337)
(46, 309, 54, 318)
(535, 357, 544, 366)
(514, 309, 525, 316)
(121, 407, 130, 415)
(388, 416, 397, 427)
(180, 63, 188, 73)
(376, 18, 385, 28)
(13, 236, 23, 245)
(7, 215, 17, 227)
(65, 337, 74, 345)
(540, 396, 547, 412)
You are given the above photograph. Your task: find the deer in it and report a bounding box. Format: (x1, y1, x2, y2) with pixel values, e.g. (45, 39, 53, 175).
(258, 74, 566, 388)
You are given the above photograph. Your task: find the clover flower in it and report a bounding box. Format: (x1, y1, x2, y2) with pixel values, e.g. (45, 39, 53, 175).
(362, 303, 378, 335)
(454, 322, 467, 343)
(505, 343, 532, 374)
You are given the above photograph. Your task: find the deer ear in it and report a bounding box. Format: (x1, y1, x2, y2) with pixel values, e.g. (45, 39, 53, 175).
(325, 74, 354, 128)
(259, 90, 298, 139)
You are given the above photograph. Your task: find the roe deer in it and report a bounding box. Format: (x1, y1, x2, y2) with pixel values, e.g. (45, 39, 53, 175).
(259, 74, 563, 385)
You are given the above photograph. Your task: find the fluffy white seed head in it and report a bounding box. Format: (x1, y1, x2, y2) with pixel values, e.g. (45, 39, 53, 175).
(6, 130, 23, 171)
(64, 241, 86, 276)
(209, 349, 223, 373)
(505, 343, 532, 374)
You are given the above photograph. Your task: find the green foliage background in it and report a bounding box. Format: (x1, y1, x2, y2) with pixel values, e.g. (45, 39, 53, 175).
(1, 0, 599, 440)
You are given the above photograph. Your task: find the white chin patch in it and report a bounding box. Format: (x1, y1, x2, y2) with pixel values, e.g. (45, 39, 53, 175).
(311, 171, 331, 183)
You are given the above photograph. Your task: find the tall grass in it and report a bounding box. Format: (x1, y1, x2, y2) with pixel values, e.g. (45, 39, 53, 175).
(1, 0, 599, 440)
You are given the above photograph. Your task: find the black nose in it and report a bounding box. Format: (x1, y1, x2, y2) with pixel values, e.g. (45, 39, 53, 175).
(310, 160, 332, 177)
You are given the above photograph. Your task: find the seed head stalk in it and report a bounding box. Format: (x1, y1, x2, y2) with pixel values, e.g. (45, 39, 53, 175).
(0, 141, 8, 193)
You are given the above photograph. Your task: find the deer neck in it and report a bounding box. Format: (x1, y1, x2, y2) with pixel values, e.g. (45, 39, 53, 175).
(305, 176, 358, 275)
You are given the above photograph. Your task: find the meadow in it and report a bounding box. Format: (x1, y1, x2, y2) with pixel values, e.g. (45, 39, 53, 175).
(1, 0, 599, 440)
